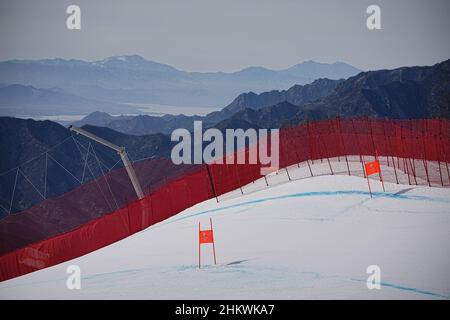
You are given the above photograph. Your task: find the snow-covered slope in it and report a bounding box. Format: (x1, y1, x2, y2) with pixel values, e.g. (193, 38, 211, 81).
(1, 162, 449, 299)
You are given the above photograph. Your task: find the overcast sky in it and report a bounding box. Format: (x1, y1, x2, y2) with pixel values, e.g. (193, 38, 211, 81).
(0, 0, 449, 72)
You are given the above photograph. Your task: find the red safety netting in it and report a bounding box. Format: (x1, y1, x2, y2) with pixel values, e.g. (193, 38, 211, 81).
(1, 118, 449, 282)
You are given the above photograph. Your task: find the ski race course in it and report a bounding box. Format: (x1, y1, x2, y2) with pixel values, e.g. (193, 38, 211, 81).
(0, 160, 449, 300)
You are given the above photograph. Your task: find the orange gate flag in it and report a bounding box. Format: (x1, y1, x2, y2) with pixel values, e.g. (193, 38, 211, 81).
(363, 159, 385, 197)
(199, 229, 214, 244)
(365, 160, 381, 176)
(198, 218, 217, 268)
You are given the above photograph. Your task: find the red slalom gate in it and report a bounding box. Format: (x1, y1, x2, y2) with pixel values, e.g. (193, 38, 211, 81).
(1, 118, 449, 282)
(364, 159, 385, 198)
(198, 218, 217, 268)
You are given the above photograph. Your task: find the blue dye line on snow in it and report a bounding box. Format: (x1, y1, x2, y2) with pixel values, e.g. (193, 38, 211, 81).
(159, 190, 450, 226)
(350, 278, 448, 299)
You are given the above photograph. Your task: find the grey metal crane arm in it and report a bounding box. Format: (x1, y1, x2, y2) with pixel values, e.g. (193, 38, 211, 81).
(69, 125, 123, 152)
(69, 125, 145, 200)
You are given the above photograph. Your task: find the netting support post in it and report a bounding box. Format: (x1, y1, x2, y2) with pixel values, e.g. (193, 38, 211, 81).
(264, 175, 269, 187)
(285, 167, 291, 181)
(400, 133, 412, 185)
(438, 160, 444, 187)
(205, 164, 218, 203)
(422, 156, 431, 187)
(211, 218, 217, 265)
(409, 158, 418, 185)
(392, 156, 399, 184)
(445, 161, 450, 185)
(327, 158, 333, 175)
(306, 160, 313, 177)
(198, 222, 201, 269)
(337, 118, 350, 175)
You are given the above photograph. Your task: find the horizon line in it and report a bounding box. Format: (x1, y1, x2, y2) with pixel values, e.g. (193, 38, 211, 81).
(0, 54, 364, 73)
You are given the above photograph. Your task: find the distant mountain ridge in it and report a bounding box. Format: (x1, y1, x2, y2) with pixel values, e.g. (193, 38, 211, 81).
(73, 58, 450, 134)
(0, 84, 136, 117)
(74, 78, 342, 135)
(218, 58, 450, 129)
(87, 59, 450, 133)
(0, 55, 361, 109)
(217, 78, 343, 116)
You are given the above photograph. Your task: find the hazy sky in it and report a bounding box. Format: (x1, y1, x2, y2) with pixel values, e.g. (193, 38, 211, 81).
(0, 0, 449, 72)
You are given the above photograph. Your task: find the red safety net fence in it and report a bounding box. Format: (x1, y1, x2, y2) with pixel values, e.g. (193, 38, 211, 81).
(1, 118, 449, 281)
(0, 158, 199, 255)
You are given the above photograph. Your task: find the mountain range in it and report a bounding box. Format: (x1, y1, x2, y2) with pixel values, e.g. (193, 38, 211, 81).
(1, 58, 449, 220)
(0, 55, 361, 113)
(217, 58, 450, 129)
(74, 59, 450, 134)
(74, 78, 342, 135)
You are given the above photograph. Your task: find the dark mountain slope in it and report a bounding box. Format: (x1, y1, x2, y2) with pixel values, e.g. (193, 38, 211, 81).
(205, 78, 342, 124)
(79, 125, 173, 160)
(71, 111, 133, 128)
(0, 117, 174, 216)
(107, 114, 204, 136)
(213, 102, 301, 130)
(298, 59, 450, 121)
(74, 79, 342, 135)
(221, 59, 450, 129)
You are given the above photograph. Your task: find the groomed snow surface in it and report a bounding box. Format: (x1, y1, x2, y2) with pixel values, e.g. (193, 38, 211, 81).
(1, 158, 449, 299)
